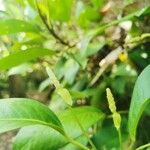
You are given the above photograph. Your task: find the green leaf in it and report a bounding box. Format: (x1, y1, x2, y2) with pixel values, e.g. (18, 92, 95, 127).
(85, 43, 105, 57)
(13, 106, 104, 150)
(0, 19, 39, 35)
(38, 78, 50, 92)
(46, 66, 60, 88)
(57, 87, 73, 106)
(13, 125, 65, 150)
(0, 98, 63, 134)
(0, 48, 55, 70)
(63, 59, 79, 84)
(77, 6, 101, 28)
(8, 63, 33, 76)
(93, 118, 128, 149)
(48, 0, 73, 22)
(63, 136, 87, 150)
(46, 66, 73, 106)
(128, 64, 150, 141)
(92, 0, 104, 10)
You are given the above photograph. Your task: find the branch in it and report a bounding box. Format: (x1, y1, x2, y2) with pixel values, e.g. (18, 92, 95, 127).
(35, 0, 74, 48)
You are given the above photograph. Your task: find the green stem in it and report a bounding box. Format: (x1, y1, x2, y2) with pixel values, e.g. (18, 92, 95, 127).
(135, 143, 150, 150)
(128, 141, 135, 150)
(126, 33, 150, 44)
(93, 11, 137, 38)
(107, 110, 128, 119)
(118, 128, 122, 150)
(68, 105, 97, 150)
(65, 134, 90, 150)
(35, 0, 72, 47)
(85, 7, 144, 45)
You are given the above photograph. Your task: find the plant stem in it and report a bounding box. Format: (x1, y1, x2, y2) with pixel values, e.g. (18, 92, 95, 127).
(118, 128, 122, 150)
(92, 10, 138, 38)
(46, 66, 92, 149)
(128, 141, 135, 150)
(35, 0, 72, 47)
(65, 134, 90, 150)
(107, 110, 128, 119)
(68, 105, 97, 150)
(135, 143, 150, 150)
(84, 7, 146, 51)
(126, 33, 150, 44)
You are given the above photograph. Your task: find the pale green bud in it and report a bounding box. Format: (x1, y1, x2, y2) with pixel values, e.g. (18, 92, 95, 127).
(46, 66, 60, 88)
(106, 88, 116, 113)
(113, 112, 121, 130)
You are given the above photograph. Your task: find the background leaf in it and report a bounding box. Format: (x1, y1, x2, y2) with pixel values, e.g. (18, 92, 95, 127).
(0, 48, 55, 70)
(48, 0, 73, 22)
(128, 64, 150, 141)
(0, 19, 39, 35)
(93, 117, 129, 150)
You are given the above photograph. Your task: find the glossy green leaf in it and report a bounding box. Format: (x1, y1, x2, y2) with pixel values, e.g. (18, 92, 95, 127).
(128, 64, 150, 141)
(13, 106, 104, 150)
(0, 19, 39, 35)
(14, 125, 65, 150)
(0, 48, 55, 70)
(0, 98, 63, 134)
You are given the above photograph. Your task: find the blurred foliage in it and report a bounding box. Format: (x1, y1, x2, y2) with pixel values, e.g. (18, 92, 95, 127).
(0, 0, 150, 149)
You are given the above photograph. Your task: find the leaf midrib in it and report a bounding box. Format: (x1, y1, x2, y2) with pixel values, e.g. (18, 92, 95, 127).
(0, 118, 64, 134)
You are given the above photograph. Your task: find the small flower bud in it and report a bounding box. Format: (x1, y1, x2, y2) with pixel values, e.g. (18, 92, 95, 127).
(106, 88, 116, 113)
(113, 112, 121, 130)
(119, 52, 128, 62)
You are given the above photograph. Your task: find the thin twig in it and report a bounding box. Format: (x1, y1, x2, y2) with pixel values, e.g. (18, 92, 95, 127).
(65, 134, 90, 150)
(118, 128, 123, 150)
(35, 0, 74, 48)
(136, 143, 150, 150)
(68, 105, 97, 150)
(106, 110, 128, 119)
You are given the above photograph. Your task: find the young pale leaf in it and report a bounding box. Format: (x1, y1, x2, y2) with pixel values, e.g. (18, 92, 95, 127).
(0, 48, 55, 70)
(46, 66, 60, 88)
(0, 98, 64, 134)
(46, 66, 73, 106)
(13, 106, 104, 150)
(57, 87, 73, 106)
(128, 64, 150, 141)
(0, 19, 39, 35)
(8, 63, 32, 76)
